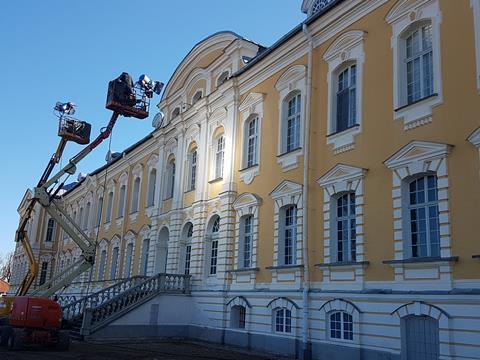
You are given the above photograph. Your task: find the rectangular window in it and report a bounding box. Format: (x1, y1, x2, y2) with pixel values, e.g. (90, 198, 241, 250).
(45, 218, 55, 242)
(243, 216, 253, 268)
(405, 24, 433, 104)
(284, 206, 297, 265)
(239, 306, 246, 329)
(190, 150, 197, 191)
(110, 247, 119, 279)
(275, 308, 292, 333)
(97, 197, 103, 226)
(39, 262, 48, 285)
(147, 170, 156, 207)
(215, 136, 225, 179)
(98, 250, 107, 280)
(336, 192, 356, 262)
(210, 240, 218, 275)
(286, 94, 301, 152)
(106, 192, 113, 223)
(124, 243, 133, 277)
(184, 245, 191, 275)
(118, 185, 126, 218)
(409, 175, 440, 258)
(131, 178, 141, 213)
(140, 238, 150, 276)
(336, 65, 357, 132)
(246, 117, 258, 167)
(330, 312, 353, 341)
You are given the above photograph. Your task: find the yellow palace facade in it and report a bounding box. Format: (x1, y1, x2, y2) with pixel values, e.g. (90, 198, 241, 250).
(11, 0, 480, 359)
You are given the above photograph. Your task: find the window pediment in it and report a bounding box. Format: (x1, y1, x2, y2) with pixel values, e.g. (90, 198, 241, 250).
(323, 30, 366, 63)
(270, 180, 303, 200)
(468, 127, 480, 148)
(275, 65, 306, 92)
(386, 0, 430, 24)
(384, 141, 451, 171)
(317, 164, 367, 188)
(233, 193, 262, 211)
(239, 92, 265, 119)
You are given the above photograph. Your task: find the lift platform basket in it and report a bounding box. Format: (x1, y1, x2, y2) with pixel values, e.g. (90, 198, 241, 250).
(58, 117, 91, 145)
(105, 79, 150, 119)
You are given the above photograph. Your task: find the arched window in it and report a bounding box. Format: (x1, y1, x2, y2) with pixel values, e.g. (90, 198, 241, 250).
(165, 158, 176, 199)
(244, 116, 259, 168)
(217, 71, 229, 87)
(192, 90, 203, 105)
(105, 191, 113, 223)
(215, 135, 225, 179)
(329, 311, 353, 340)
(403, 22, 434, 105)
(147, 169, 156, 207)
(117, 185, 126, 218)
(131, 177, 141, 213)
(408, 174, 440, 258)
(230, 305, 246, 329)
(334, 192, 356, 262)
(188, 148, 197, 191)
(335, 63, 357, 133)
(274, 308, 292, 333)
(283, 92, 301, 153)
(45, 218, 55, 242)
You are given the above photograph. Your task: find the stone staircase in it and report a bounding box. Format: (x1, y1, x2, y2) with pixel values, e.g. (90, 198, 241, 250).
(60, 273, 191, 340)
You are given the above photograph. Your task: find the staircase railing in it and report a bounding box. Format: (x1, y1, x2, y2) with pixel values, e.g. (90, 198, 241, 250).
(61, 275, 148, 321)
(81, 273, 190, 336)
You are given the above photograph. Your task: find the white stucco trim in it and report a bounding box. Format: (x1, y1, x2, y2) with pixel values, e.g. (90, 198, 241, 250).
(471, 0, 480, 92)
(275, 65, 307, 171)
(386, 0, 443, 130)
(324, 30, 366, 154)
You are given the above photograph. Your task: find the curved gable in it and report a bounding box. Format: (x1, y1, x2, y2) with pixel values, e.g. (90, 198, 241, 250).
(161, 32, 242, 101)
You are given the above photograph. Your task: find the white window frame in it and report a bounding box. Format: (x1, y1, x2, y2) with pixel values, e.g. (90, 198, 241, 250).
(214, 135, 225, 180)
(227, 296, 251, 331)
(281, 205, 297, 266)
(187, 147, 198, 192)
(324, 30, 365, 154)
(146, 168, 157, 208)
(239, 93, 264, 184)
(105, 190, 114, 225)
(117, 185, 126, 219)
(319, 299, 360, 344)
(329, 311, 354, 341)
(267, 297, 298, 336)
(131, 177, 141, 214)
(205, 216, 220, 277)
(385, 141, 454, 288)
(180, 222, 194, 275)
(45, 217, 55, 243)
(333, 192, 357, 263)
(164, 157, 176, 200)
(110, 239, 120, 280)
(123, 231, 136, 278)
(386, 0, 443, 130)
(472, 0, 480, 92)
(275, 65, 307, 171)
(317, 164, 367, 289)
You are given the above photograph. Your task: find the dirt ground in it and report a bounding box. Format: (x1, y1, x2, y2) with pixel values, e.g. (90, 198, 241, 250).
(0, 339, 289, 360)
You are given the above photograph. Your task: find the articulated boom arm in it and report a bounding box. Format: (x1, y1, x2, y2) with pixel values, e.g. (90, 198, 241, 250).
(15, 112, 120, 297)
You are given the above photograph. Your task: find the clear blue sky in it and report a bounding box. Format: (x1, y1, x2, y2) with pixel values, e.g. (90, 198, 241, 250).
(0, 1, 305, 255)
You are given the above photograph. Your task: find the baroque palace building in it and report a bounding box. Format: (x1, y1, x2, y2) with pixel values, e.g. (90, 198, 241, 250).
(10, 0, 480, 359)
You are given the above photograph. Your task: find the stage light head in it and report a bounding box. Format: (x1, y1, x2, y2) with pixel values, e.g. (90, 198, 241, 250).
(153, 81, 164, 95)
(55, 101, 76, 115)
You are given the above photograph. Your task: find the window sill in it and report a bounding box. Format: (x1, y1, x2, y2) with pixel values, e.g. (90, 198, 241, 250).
(394, 93, 438, 112)
(208, 177, 223, 184)
(327, 124, 360, 138)
(239, 164, 259, 185)
(184, 188, 195, 194)
(163, 196, 173, 201)
(316, 261, 369, 269)
(394, 93, 442, 131)
(326, 124, 361, 155)
(277, 148, 303, 172)
(266, 264, 304, 271)
(228, 267, 260, 273)
(383, 256, 458, 265)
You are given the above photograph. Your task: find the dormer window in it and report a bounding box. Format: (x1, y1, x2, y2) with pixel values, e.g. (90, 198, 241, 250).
(171, 107, 180, 119)
(310, 0, 334, 16)
(192, 90, 203, 105)
(217, 71, 229, 87)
